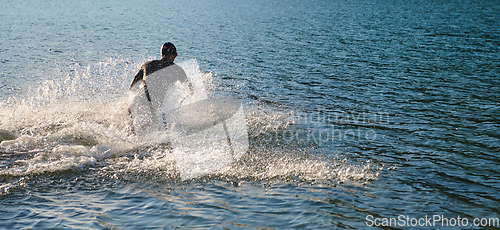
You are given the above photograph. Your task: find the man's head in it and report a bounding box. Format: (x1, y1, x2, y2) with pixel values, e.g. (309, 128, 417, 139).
(161, 42, 177, 60)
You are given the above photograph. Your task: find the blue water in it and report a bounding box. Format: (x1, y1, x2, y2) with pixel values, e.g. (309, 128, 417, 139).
(1, 0, 499, 229)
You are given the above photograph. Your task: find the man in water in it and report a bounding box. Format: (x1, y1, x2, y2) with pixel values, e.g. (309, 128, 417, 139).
(129, 42, 193, 134)
(129, 42, 191, 98)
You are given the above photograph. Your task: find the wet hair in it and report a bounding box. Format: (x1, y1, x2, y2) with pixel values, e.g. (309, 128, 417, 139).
(161, 42, 177, 56)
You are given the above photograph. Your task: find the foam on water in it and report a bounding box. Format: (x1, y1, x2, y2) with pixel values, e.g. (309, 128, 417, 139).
(0, 58, 143, 178)
(0, 58, 380, 194)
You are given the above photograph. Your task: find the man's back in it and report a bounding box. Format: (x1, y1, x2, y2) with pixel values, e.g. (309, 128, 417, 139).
(144, 61, 188, 110)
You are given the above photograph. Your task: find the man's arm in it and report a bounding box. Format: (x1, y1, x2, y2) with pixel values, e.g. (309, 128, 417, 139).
(129, 68, 144, 90)
(177, 67, 195, 105)
(176, 66, 194, 95)
(130, 61, 153, 90)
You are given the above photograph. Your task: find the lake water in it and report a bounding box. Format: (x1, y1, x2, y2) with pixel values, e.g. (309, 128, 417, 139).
(1, 0, 499, 229)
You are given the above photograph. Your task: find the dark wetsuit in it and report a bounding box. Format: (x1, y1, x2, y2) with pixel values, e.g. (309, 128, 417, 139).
(128, 58, 193, 130)
(129, 58, 189, 102)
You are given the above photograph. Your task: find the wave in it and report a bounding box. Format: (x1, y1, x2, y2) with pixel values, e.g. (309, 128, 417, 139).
(0, 58, 380, 193)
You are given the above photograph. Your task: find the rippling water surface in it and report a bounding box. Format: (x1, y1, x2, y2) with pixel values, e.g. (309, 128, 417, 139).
(1, 0, 499, 229)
